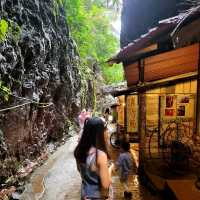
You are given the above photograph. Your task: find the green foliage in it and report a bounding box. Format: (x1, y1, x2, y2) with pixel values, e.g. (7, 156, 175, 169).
(0, 81, 11, 101)
(102, 63, 124, 84)
(0, 19, 21, 42)
(0, 19, 8, 41)
(65, 0, 123, 84)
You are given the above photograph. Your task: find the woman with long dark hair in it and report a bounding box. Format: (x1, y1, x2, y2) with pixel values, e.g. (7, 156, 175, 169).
(74, 117, 113, 200)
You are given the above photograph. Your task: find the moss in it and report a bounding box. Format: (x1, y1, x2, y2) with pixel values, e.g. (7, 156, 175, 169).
(0, 81, 11, 101)
(0, 19, 21, 42)
(78, 62, 92, 107)
(0, 19, 8, 41)
(57, 0, 64, 6)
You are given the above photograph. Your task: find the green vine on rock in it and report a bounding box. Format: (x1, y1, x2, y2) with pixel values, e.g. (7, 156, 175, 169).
(79, 60, 94, 108)
(0, 19, 21, 43)
(0, 19, 8, 41)
(0, 81, 11, 101)
(53, 0, 65, 18)
(92, 79, 97, 113)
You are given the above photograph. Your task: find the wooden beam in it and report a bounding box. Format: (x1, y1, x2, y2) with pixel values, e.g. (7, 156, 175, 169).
(144, 43, 199, 82)
(134, 44, 158, 56)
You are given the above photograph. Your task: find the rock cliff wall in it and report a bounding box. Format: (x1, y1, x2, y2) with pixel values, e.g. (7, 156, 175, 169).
(0, 0, 94, 162)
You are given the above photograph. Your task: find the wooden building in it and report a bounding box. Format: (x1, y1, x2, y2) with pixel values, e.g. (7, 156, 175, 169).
(108, 7, 200, 193)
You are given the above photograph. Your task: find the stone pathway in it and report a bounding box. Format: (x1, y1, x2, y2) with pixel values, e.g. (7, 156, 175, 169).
(21, 135, 162, 200)
(21, 136, 81, 200)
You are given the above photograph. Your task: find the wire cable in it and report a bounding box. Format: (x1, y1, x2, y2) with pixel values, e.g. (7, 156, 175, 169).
(0, 91, 54, 112)
(0, 102, 32, 112)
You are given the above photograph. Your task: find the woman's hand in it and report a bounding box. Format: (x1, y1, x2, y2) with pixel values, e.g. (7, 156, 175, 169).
(109, 162, 114, 172)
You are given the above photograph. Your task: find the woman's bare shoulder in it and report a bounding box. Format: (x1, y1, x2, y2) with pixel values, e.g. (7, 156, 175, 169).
(97, 150, 107, 163)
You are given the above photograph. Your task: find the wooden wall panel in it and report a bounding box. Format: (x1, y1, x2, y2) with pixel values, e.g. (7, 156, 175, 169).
(145, 43, 199, 65)
(145, 61, 198, 82)
(124, 62, 139, 86)
(144, 44, 199, 82)
(191, 80, 197, 94)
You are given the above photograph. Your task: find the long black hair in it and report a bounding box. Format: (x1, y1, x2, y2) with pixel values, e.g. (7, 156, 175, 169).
(74, 117, 108, 164)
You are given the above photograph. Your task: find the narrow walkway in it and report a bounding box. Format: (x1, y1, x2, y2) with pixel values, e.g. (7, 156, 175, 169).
(21, 136, 81, 200)
(21, 135, 162, 200)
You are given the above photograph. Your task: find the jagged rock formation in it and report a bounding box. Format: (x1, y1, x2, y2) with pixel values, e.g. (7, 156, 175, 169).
(120, 0, 198, 47)
(0, 0, 95, 170)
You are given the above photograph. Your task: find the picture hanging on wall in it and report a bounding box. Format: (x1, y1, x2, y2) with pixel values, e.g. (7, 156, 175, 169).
(178, 96, 189, 104)
(177, 105, 185, 117)
(166, 95, 174, 108)
(165, 109, 175, 116)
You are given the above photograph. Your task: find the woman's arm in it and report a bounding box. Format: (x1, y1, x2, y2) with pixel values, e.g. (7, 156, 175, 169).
(97, 152, 113, 189)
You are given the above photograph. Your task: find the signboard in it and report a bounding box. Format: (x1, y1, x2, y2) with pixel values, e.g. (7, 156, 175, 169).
(127, 95, 138, 132)
(117, 96, 125, 126)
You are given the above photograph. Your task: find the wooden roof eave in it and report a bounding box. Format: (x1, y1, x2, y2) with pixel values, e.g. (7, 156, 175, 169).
(113, 72, 198, 97)
(123, 36, 174, 65)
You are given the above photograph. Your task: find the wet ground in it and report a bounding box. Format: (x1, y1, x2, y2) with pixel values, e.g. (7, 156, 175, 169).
(21, 136, 81, 200)
(21, 134, 162, 200)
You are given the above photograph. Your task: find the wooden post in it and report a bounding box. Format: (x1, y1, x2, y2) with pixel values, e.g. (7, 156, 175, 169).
(124, 95, 128, 141)
(158, 96, 161, 148)
(196, 43, 200, 135)
(138, 93, 146, 174)
(139, 59, 145, 83)
(138, 59, 146, 173)
(124, 95, 127, 134)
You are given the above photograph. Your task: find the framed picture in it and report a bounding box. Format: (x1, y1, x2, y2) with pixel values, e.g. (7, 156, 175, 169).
(166, 96, 174, 108)
(179, 96, 189, 104)
(177, 105, 185, 117)
(165, 109, 174, 116)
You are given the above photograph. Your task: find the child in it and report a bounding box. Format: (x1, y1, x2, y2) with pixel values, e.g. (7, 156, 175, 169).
(115, 141, 133, 199)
